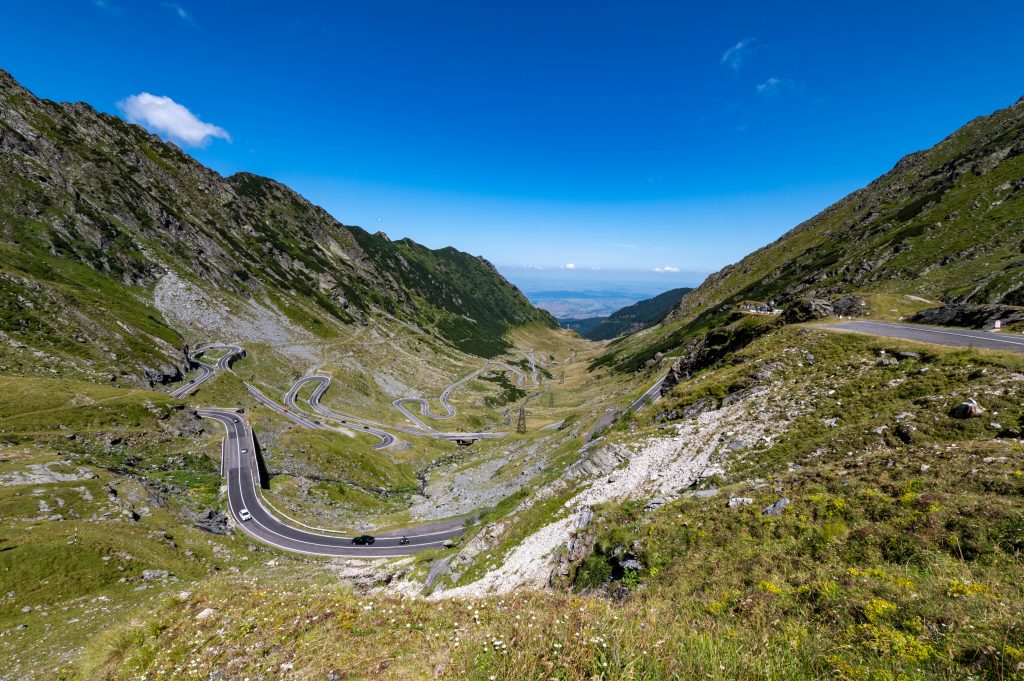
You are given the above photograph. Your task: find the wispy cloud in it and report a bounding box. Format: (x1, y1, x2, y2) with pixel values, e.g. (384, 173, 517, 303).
(118, 93, 230, 147)
(720, 38, 755, 72)
(93, 0, 121, 14)
(161, 2, 192, 22)
(653, 266, 680, 273)
(756, 77, 796, 96)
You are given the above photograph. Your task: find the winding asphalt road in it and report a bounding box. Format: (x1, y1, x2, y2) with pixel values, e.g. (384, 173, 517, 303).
(169, 344, 243, 398)
(199, 409, 467, 557)
(385, 359, 540, 438)
(169, 344, 553, 556)
(284, 376, 398, 449)
(819, 320, 1024, 354)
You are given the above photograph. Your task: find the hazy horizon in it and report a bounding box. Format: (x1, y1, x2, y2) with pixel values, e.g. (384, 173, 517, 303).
(500, 266, 703, 318)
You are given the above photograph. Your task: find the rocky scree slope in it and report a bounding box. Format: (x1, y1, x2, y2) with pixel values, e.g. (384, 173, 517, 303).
(598, 95, 1024, 371)
(0, 69, 554, 386)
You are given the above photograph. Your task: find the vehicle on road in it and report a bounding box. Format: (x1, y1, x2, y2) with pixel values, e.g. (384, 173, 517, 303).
(241, 448, 248, 454)
(238, 508, 252, 521)
(399, 536, 410, 545)
(351, 534, 376, 546)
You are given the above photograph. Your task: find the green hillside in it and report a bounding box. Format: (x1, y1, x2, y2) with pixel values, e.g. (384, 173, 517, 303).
(598, 95, 1024, 372)
(0, 68, 554, 384)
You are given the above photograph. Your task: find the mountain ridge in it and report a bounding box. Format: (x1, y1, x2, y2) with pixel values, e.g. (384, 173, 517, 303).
(0, 68, 555, 385)
(597, 93, 1024, 371)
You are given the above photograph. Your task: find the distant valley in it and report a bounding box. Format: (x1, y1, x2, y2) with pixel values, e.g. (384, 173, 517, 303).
(559, 287, 693, 340)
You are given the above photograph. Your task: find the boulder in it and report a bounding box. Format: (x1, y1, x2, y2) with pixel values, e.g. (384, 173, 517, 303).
(784, 299, 834, 324)
(643, 497, 668, 511)
(832, 294, 869, 317)
(728, 497, 753, 508)
(423, 556, 453, 593)
(575, 506, 594, 530)
(762, 498, 790, 516)
(143, 364, 184, 387)
(950, 399, 985, 419)
(191, 508, 230, 535)
(564, 444, 632, 481)
(141, 569, 169, 581)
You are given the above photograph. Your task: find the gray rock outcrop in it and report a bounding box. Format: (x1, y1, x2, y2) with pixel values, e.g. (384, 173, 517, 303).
(950, 398, 985, 419)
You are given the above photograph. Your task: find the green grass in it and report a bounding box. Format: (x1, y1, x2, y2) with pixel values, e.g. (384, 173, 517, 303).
(0, 445, 258, 680)
(571, 326, 1024, 679)
(0, 376, 177, 434)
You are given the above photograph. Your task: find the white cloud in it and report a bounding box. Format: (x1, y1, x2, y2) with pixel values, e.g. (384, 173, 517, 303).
(93, 0, 120, 13)
(653, 266, 680, 273)
(562, 262, 576, 270)
(118, 93, 230, 147)
(522, 265, 544, 270)
(721, 39, 755, 72)
(756, 77, 795, 96)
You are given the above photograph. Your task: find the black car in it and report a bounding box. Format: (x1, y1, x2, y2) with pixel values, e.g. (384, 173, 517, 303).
(351, 534, 376, 546)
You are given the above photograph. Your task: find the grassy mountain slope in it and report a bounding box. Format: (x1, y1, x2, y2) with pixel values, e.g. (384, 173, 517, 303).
(80, 330, 1024, 680)
(561, 286, 692, 340)
(598, 95, 1024, 371)
(0, 68, 554, 385)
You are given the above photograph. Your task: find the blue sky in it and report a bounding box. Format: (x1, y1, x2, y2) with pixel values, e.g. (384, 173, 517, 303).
(3, 1, 1024, 287)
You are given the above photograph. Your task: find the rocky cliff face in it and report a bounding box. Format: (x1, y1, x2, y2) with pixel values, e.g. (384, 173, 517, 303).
(0, 69, 554, 384)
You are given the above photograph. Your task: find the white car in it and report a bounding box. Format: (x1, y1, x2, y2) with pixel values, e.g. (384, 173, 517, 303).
(238, 508, 252, 521)
(240, 448, 248, 454)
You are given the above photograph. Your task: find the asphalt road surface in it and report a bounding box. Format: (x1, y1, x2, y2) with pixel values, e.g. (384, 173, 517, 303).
(168, 344, 560, 557)
(392, 358, 532, 427)
(199, 409, 467, 557)
(285, 376, 398, 449)
(819, 320, 1024, 354)
(629, 372, 668, 412)
(169, 344, 243, 398)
